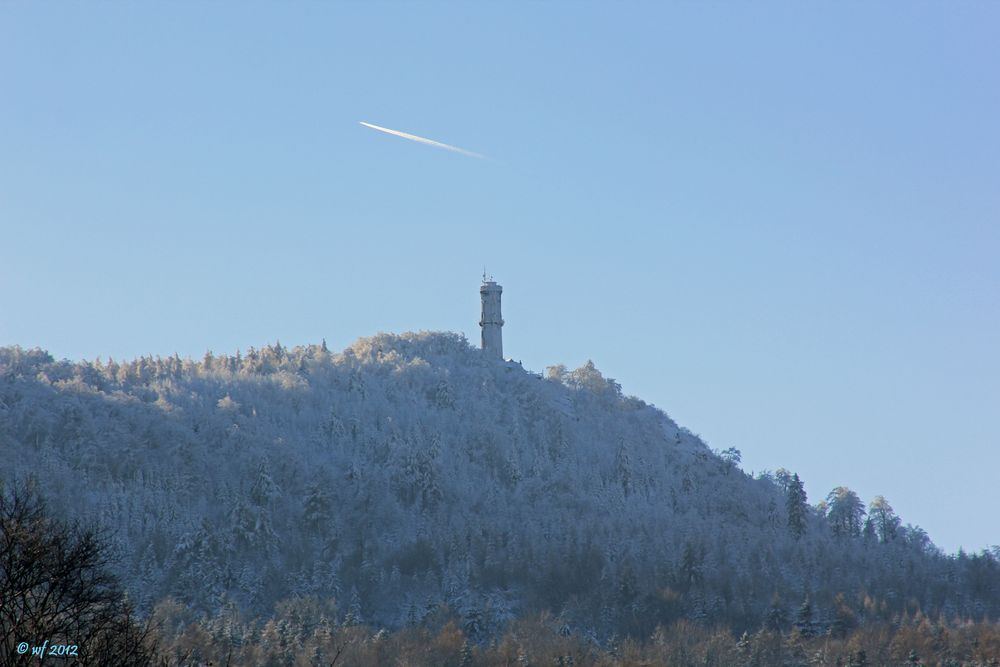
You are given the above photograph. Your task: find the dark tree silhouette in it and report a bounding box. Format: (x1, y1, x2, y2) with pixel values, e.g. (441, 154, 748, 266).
(0, 479, 159, 665)
(786, 473, 808, 539)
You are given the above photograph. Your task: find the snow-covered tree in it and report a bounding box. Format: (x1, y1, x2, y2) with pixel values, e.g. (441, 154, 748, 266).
(1, 334, 995, 639)
(868, 496, 900, 543)
(786, 473, 808, 539)
(826, 486, 865, 538)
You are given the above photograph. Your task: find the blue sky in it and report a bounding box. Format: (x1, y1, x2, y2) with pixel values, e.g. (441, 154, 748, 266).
(2, 2, 997, 554)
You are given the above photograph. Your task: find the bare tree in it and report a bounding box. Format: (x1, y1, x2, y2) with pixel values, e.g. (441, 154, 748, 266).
(0, 479, 159, 665)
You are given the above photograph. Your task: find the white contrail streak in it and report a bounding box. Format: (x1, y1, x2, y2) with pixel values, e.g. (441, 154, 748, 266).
(359, 121, 486, 159)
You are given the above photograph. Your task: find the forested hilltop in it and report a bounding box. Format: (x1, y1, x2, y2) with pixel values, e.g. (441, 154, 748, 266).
(1, 333, 998, 645)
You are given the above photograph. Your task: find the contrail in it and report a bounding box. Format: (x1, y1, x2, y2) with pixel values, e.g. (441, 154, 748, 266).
(359, 121, 486, 159)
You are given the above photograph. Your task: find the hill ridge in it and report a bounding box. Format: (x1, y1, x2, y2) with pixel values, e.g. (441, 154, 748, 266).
(1, 332, 997, 636)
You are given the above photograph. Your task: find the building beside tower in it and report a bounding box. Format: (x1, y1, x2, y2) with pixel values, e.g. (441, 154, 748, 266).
(479, 276, 504, 359)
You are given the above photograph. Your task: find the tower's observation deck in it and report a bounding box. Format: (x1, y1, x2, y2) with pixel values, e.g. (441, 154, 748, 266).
(479, 279, 504, 359)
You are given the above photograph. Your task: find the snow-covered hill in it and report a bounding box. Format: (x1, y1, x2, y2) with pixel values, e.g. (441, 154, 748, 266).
(1, 333, 997, 636)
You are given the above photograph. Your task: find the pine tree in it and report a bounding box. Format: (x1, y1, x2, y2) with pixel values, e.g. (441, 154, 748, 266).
(786, 473, 808, 539)
(863, 516, 877, 543)
(869, 496, 901, 543)
(463, 605, 484, 640)
(343, 588, 363, 626)
(826, 486, 865, 538)
(794, 597, 815, 637)
(303, 482, 332, 535)
(679, 542, 703, 592)
(765, 595, 787, 632)
(617, 563, 638, 608)
(615, 440, 632, 497)
(830, 592, 856, 638)
(250, 460, 281, 507)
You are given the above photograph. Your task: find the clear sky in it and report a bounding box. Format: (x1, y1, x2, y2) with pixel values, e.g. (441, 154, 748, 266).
(2, 3, 997, 554)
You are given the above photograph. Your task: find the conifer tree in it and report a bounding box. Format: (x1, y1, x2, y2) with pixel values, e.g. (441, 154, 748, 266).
(786, 473, 808, 539)
(869, 496, 900, 543)
(826, 486, 865, 538)
(794, 597, 815, 637)
(765, 595, 787, 632)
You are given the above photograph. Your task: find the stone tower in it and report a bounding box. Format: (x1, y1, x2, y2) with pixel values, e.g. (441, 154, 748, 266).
(479, 276, 504, 359)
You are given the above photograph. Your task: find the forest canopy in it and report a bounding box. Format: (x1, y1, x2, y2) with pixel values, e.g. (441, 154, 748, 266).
(1, 333, 998, 652)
